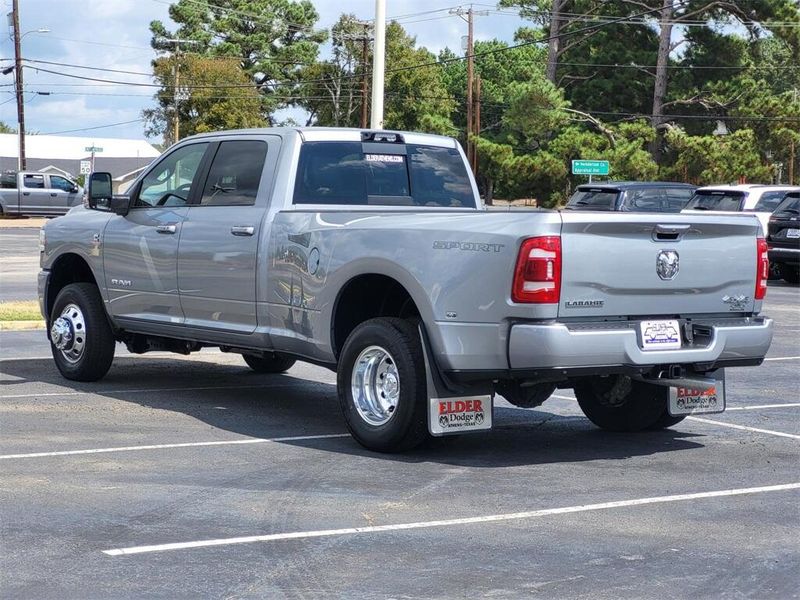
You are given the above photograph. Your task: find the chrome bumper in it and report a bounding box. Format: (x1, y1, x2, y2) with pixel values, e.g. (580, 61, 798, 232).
(508, 317, 774, 370)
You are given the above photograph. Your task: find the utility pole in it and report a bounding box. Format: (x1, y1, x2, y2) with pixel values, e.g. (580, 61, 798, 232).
(370, 0, 386, 129)
(473, 75, 481, 175)
(11, 0, 25, 170)
(359, 23, 371, 128)
(159, 38, 198, 145)
(451, 6, 487, 168)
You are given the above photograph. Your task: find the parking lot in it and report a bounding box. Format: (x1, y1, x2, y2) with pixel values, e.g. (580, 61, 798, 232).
(1, 229, 798, 598)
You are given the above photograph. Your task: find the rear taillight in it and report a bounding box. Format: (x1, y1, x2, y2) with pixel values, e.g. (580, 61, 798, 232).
(512, 236, 561, 303)
(755, 238, 768, 300)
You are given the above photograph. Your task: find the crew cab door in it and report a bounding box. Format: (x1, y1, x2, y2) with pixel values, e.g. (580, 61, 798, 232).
(103, 142, 211, 324)
(177, 137, 277, 333)
(46, 174, 81, 214)
(19, 173, 49, 213)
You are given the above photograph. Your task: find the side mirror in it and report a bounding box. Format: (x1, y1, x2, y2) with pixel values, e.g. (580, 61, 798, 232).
(86, 172, 113, 210)
(70, 184, 79, 194)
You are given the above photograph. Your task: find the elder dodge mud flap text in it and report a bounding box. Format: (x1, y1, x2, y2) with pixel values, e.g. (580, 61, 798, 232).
(429, 396, 493, 436)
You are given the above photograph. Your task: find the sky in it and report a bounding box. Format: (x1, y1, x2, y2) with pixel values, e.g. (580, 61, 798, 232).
(0, 0, 522, 144)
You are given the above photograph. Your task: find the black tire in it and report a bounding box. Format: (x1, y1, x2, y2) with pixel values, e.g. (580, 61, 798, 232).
(497, 380, 556, 408)
(573, 375, 679, 432)
(242, 353, 296, 373)
(50, 283, 115, 382)
(778, 264, 800, 284)
(337, 317, 428, 453)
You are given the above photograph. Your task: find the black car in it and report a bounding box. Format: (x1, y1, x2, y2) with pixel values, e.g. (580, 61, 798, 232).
(564, 181, 697, 213)
(767, 191, 800, 284)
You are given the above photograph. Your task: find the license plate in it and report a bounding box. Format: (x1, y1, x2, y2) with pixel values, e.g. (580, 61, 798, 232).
(429, 395, 492, 436)
(786, 228, 800, 239)
(669, 373, 726, 416)
(639, 319, 682, 351)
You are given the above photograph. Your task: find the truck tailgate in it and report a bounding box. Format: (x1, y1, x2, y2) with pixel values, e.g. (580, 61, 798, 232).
(558, 212, 761, 318)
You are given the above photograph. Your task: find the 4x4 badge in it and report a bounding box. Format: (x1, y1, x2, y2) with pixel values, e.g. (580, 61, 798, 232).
(656, 250, 679, 280)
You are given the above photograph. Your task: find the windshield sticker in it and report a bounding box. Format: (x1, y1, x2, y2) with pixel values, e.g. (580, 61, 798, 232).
(365, 154, 404, 163)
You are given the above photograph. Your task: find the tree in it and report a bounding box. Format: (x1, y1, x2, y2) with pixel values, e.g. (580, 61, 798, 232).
(0, 122, 16, 134)
(149, 0, 327, 121)
(143, 55, 266, 143)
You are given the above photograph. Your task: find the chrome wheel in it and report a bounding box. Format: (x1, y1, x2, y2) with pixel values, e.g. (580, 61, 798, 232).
(50, 303, 86, 363)
(351, 345, 400, 426)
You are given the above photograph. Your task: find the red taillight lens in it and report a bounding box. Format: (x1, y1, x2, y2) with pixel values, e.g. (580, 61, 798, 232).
(512, 236, 561, 303)
(755, 238, 768, 300)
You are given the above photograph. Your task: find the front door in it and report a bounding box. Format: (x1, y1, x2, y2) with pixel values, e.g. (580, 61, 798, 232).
(47, 175, 81, 214)
(103, 142, 210, 325)
(177, 138, 276, 333)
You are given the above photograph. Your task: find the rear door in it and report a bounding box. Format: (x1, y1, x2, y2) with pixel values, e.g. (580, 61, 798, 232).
(20, 173, 49, 213)
(558, 212, 761, 318)
(177, 137, 277, 333)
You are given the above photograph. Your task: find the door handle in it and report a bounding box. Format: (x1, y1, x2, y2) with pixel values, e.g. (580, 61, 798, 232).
(50, 193, 58, 197)
(156, 224, 177, 234)
(22, 192, 30, 196)
(230, 225, 255, 237)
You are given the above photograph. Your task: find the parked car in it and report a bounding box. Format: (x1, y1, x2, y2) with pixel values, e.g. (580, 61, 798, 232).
(682, 184, 800, 235)
(39, 128, 773, 452)
(767, 191, 800, 284)
(0, 171, 83, 216)
(564, 181, 697, 212)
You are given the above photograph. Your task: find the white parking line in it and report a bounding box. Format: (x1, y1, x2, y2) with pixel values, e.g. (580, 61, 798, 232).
(102, 482, 800, 556)
(0, 433, 350, 460)
(687, 416, 800, 440)
(0, 380, 328, 400)
(726, 403, 800, 411)
(763, 356, 800, 362)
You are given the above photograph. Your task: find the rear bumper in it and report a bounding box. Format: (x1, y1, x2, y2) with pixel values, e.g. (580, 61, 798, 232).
(768, 247, 800, 266)
(507, 317, 773, 371)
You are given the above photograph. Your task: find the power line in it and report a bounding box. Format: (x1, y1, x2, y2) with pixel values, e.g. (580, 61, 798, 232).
(41, 118, 146, 135)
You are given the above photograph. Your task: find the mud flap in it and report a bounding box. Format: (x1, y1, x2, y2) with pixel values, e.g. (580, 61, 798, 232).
(418, 324, 493, 437)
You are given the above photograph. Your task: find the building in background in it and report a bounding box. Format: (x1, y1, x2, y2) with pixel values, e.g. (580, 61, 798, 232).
(0, 134, 161, 192)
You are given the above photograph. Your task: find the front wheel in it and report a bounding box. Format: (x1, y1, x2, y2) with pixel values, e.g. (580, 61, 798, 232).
(49, 283, 115, 381)
(337, 317, 429, 453)
(573, 375, 684, 432)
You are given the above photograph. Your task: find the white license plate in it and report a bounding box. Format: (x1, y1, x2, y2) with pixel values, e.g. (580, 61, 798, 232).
(786, 228, 800, 239)
(669, 375, 726, 416)
(429, 396, 492, 436)
(639, 319, 682, 351)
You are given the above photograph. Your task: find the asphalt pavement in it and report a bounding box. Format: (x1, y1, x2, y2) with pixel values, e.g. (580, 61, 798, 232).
(1, 280, 798, 598)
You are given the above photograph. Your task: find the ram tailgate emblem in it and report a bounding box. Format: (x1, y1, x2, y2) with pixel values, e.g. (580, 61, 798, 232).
(656, 250, 679, 280)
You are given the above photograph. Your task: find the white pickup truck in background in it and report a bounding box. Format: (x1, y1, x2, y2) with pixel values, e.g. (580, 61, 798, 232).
(0, 171, 83, 216)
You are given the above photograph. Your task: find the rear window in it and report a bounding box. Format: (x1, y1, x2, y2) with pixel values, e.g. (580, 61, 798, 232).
(565, 188, 619, 211)
(750, 191, 789, 213)
(664, 188, 694, 211)
(774, 194, 800, 214)
(293, 141, 475, 208)
(685, 191, 745, 211)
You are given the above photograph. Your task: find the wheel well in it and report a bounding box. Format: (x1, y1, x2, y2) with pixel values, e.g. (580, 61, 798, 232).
(332, 274, 421, 358)
(46, 254, 98, 319)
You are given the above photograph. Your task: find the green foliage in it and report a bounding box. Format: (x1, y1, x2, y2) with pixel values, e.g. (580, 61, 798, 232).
(143, 55, 266, 142)
(663, 127, 773, 184)
(0, 122, 15, 134)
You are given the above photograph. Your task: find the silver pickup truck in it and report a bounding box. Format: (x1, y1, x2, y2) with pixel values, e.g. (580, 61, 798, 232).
(38, 128, 774, 452)
(0, 171, 82, 216)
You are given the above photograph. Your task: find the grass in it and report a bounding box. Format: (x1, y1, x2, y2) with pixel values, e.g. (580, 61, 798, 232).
(0, 300, 42, 322)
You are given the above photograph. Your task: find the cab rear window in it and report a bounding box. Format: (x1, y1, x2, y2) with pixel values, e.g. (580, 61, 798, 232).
(685, 191, 745, 211)
(565, 188, 619, 211)
(292, 141, 475, 208)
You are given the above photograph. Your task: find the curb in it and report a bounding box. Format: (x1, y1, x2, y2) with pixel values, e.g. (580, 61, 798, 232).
(0, 320, 46, 331)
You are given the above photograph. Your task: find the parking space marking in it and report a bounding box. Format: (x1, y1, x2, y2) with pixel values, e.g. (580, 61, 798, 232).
(726, 403, 800, 411)
(0, 381, 326, 400)
(763, 356, 800, 362)
(0, 433, 349, 460)
(687, 416, 800, 440)
(102, 482, 800, 556)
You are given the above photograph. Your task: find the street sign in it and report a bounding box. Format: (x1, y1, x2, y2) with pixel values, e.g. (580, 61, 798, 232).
(572, 159, 609, 176)
(84, 146, 103, 153)
(79, 160, 91, 175)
